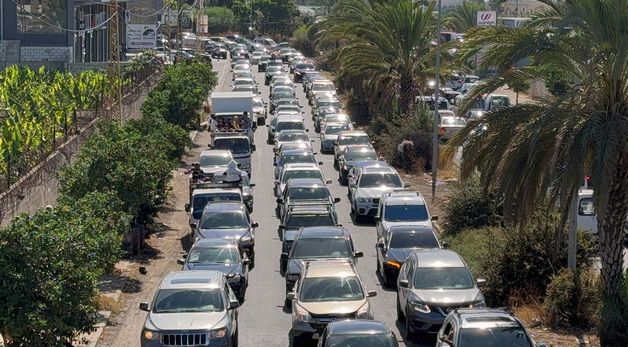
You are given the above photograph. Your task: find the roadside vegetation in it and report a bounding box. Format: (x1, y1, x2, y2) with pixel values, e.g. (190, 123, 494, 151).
(0, 58, 217, 346)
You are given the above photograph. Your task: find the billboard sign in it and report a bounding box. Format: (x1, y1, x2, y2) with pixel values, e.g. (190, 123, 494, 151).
(477, 11, 497, 26)
(127, 24, 157, 49)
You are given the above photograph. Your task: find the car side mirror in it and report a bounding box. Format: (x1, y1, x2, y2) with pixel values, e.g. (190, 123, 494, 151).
(286, 292, 296, 300)
(399, 279, 410, 288)
(354, 251, 364, 258)
(374, 216, 381, 222)
(189, 223, 197, 229)
(367, 290, 377, 297)
(242, 259, 251, 265)
(476, 278, 487, 286)
(251, 144, 256, 152)
(377, 240, 385, 248)
(325, 179, 332, 185)
(403, 182, 411, 188)
(184, 203, 190, 212)
(276, 198, 283, 204)
(139, 302, 150, 311)
(333, 197, 341, 203)
(249, 183, 256, 187)
(251, 222, 259, 228)
(431, 215, 439, 221)
(228, 299, 240, 310)
(442, 241, 450, 249)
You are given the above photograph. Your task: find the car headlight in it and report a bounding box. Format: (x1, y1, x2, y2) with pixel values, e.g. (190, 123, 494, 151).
(358, 197, 370, 203)
(355, 304, 370, 319)
(143, 329, 160, 340)
(411, 301, 431, 314)
(210, 328, 227, 338)
(293, 304, 312, 323)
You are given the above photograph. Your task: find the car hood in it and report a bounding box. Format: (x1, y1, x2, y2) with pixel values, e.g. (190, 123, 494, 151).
(381, 220, 432, 230)
(322, 134, 338, 142)
(354, 187, 397, 199)
(412, 288, 480, 306)
(184, 262, 243, 275)
(147, 311, 226, 331)
(298, 300, 366, 315)
(198, 228, 248, 239)
(200, 166, 227, 175)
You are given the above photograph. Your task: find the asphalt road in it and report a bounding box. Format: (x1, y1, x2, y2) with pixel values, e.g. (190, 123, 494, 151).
(208, 58, 435, 347)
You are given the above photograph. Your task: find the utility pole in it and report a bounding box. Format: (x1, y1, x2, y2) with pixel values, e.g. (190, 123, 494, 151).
(108, 0, 123, 122)
(568, 188, 579, 271)
(431, 0, 443, 203)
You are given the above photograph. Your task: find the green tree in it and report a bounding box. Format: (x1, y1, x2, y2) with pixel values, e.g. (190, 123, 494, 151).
(445, 0, 487, 33)
(448, 1, 628, 344)
(508, 77, 530, 104)
(318, 0, 439, 115)
(0, 192, 128, 345)
(204, 6, 236, 33)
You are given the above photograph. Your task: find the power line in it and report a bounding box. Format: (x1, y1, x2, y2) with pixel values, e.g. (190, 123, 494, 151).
(11, 0, 117, 34)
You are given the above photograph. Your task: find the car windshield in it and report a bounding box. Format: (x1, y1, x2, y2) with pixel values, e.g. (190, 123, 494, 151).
(325, 115, 350, 124)
(297, 63, 315, 70)
(384, 204, 429, 222)
(292, 238, 350, 258)
(329, 335, 395, 347)
(234, 79, 254, 86)
(339, 135, 369, 146)
(278, 132, 308, 142)
(282, 170, 323, 183)
(345, 150, 377, 161)
(300, 276, 364, 302)
(199, 154, 232, 167)
(277, 122, 304, 132)
(324, 125, 351, 135)
(318, 101, 341, 109)
(286, 214, 336, 229)
(413, 267, 474, 289)
(201, 211, 248, 229)
(281, 154, 316, 165)
(153, 289, 224, 313)
(213, 138, 250, 155)
(192, 194, 241, 219)
(441, 117, 467, 126)
(288, 187, 330, 200)
(358, 173, 402, 188)
(312, 83, 335, 91)
(389, 231, 439, 249)
(458, 327, 533, 347)
(187, 246, 240, 264)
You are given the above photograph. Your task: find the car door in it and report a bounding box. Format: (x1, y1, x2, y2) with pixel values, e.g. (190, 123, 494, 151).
(398, 257, 415, 313)
(376, 229, 387, 269)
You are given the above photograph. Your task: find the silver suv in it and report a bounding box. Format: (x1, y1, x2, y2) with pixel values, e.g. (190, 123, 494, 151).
(288, 260, 376, 345)
(139, 271, 240, 347)
(396, 249, 485, 340)
(375, 190, 436, 240)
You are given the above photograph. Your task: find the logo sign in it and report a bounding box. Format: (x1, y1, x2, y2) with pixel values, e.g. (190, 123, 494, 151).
(126, 24, 157, 49)
(198, 15, 208, 34)
(477, 11, 497, 26)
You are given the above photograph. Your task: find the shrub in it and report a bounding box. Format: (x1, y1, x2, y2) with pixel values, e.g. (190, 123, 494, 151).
(0, 192, 128, 345)
(204, 6, 236, 33)
(443, 178, 501, 235)
(143, 58, 216, 128)
(371, 109, 433, 172)
(544, 269, 601, 329)
(448, 209, 597, 306)
(291, 24, 315, 56)
(127, 114, 192, 162)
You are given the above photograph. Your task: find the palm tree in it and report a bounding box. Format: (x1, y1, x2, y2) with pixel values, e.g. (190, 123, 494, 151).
(446, 0, 487, 33)
(445, 1, 628, 345)
(317, 0, 440, 114)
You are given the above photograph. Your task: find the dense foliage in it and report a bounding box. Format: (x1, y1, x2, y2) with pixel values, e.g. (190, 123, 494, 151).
(142, 58, 216, 127)
(443, 178, 501, 235)
(232, 0, 300, 36)
(0, 58, 215, 344)
(204, 6, 237, 33)
(0, 66, 109, 189)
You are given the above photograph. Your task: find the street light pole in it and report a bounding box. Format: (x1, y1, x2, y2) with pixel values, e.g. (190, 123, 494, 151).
(431, 0, 443, 202)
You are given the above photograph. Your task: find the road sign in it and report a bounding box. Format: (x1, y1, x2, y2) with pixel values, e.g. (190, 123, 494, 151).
(126, 24, 157, 49)
(477, 11, 497, 26)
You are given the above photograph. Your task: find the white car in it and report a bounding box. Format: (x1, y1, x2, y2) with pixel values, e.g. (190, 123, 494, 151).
(274, 163, 325, 197)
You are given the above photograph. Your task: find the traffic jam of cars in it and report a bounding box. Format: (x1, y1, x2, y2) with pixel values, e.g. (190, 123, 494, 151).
(139, 36, 544, 347)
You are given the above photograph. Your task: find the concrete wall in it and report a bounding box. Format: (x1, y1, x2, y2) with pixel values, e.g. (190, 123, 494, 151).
(0, 73, 161, 226)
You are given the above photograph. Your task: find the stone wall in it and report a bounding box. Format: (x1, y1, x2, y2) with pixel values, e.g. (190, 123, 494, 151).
(0, 74, 161, 226)
(20, 46, 73, 63)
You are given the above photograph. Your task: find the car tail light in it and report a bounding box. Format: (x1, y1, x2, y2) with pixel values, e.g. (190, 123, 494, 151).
(439, 127, 446, 134)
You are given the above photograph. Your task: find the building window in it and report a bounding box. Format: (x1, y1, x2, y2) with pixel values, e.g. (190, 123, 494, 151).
(16, 0, 67, 33)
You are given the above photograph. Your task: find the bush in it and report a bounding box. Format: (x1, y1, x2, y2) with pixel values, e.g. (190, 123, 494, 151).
(371, 109, 433, 172)
(443, 178, 501, 235)
(0, 192, 128, 345)
(142, 58, 216, 128)
(291, 24, 315, 56)
(544, 269, 601, 329)
(448, 209, 597, 306)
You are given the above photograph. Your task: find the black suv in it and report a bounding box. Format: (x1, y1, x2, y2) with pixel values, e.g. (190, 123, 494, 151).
(281, 226, 363, 295)
(437, 309, 547, 347)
